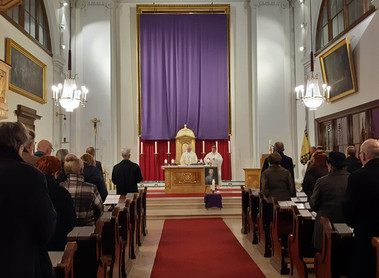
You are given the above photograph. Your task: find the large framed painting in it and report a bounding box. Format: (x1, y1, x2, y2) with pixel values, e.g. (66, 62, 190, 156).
(6, 38, 47, 103)
(319, 37, 357, 102)
(0, 59, 11, 119)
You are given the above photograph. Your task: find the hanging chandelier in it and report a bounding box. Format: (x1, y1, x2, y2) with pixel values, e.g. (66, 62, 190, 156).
(295, 0, 330, 111)
(52, 0, 88, 112)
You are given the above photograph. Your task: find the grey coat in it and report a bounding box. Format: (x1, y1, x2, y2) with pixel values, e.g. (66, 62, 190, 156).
(309, 169, 350, 250)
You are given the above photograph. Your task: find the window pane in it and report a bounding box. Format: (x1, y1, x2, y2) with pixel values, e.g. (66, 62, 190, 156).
(25, 0, 30, 13)
(7, 9, 12, 18)
(322, 6, 328, 25)
(348, 0, 364, 24)
(332, 12, 344, 38)
(24, 12, 30, 33)
(39, 25, 44, 44)
(30, 0, 36, 18)
(331, 0, 343, 17)
(322, 25, 328, 46)
(30, 16, 36, 37)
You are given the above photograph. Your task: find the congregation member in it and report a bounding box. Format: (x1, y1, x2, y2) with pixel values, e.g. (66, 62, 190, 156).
(309, 151, 349, 251)
(0, 122, 56, 278)
(21, 129, 39, 166)
(81, 153, 108, 201)
(61, 154, 104, 226)
(86, 146, 103, 175)
(261, 141, 295, 184)
(345, 139, 379, 278)
(204, 145, 223, 182)
(36, 156, 76, 251)
(261, 152, 294, 201)
(302, 150, 328, 199)
(345, 145, 362, 173)
(34, 139, 53, 157)
(180, 144, 198, 165)
(112, 148, 143, 194)
(56, 148, 69, 182)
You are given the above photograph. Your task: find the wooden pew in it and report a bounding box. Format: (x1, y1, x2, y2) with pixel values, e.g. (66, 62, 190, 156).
(141, 186, 148, 237)
(270, 198, 293, 274)
(288, 205, 315, 278)
(116, 199, 132, 277)
(241, 185, 249, 234)
(372, 237, 379, 278)
(49, 241, 77, 278)
(247, 188, 259, 244)
(67, 226, 100, 278)
(257, 192, 273, 257)
(125, 193, 139, 260)
(314, 217, 353, 278)
(136, 189, 144, 246)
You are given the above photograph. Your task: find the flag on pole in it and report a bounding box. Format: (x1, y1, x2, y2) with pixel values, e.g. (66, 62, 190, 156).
(300, 127, 311, 165)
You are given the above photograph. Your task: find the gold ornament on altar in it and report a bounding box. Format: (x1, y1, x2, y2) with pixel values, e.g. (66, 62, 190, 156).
(175, 124, 196, 164)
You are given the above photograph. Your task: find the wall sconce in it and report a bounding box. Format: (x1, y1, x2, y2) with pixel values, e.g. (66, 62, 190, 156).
(299, 46, 305, 51)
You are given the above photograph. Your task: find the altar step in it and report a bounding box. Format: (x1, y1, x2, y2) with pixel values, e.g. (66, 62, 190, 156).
(146, 196, 241, 220)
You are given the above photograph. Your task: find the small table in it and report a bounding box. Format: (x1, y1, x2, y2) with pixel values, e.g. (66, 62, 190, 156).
(204, 193, 222, 209)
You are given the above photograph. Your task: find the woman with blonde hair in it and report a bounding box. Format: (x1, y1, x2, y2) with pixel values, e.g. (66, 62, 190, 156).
(60, 154, 104, 226)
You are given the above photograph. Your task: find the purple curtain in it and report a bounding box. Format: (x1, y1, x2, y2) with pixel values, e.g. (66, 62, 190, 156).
(140, 14, 229, 140)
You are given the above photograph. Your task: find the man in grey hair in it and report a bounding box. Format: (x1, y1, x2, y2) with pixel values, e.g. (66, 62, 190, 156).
(112, 147, 143, 194)
(345, 139, 379, 277)
(344, 145, 362, 173)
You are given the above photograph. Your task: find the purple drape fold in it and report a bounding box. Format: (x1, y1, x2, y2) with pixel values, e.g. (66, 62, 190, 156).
(140, 14, 229, 140)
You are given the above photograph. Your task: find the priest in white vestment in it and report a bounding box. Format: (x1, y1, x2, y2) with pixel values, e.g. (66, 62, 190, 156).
(180, 145, 198, 165)
(205, 145, 223, 182)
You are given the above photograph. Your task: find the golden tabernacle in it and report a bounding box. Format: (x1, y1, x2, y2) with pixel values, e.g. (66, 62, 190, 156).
(163, 165, 212, 194)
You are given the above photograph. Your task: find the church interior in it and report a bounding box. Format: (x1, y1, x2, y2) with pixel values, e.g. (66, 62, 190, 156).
(1, 0, 379, 277)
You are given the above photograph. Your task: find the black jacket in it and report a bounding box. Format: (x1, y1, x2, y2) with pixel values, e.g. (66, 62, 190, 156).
(112, 159, 143, 194)
(302, 166, 328, 199)
(0, 144, 57, 278)
(83, 164, 108, 201)
(345, 156, 362, 173)
(45, 173, 76, 251)
(345, 158, 379, 278)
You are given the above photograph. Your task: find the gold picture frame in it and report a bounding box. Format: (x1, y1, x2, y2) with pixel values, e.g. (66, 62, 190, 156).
(0, 59, 11, 119)
(319, 37, 357, 102)
(6, 38, 47, 103)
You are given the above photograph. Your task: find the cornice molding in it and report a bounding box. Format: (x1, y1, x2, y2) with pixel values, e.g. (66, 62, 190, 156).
(251, 0, 289, 9)
(76, 0, 115, 9)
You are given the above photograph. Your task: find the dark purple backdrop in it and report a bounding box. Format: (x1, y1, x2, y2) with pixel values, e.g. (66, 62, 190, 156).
(140, 14, 229, 140)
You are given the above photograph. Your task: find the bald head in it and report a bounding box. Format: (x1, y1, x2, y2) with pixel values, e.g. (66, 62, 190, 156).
(274, 142, 284, 153)
(360, 139, 379, 166)
(37, 140, 53, 155)
(86, 147, 95, 157)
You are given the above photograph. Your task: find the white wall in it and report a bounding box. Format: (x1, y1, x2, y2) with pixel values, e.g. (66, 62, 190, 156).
(0, 15, 55, 144)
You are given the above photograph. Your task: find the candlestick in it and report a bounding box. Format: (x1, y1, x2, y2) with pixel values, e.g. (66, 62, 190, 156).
(202, 140, 205, 153)
(211, 179, 216, 192)
(269, 139, 272, 153)
(216, 141, 218, 150)
(154, 141, 157, 154)
(140, 142, 143, 154)
(167, 141, 170, 154)
(228, 140, 231, 153)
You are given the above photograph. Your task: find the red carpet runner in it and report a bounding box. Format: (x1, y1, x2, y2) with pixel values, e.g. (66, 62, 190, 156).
(151, 218, 266, 278)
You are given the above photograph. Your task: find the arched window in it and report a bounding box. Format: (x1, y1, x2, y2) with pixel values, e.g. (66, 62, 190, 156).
(316, 0, 374, 51)
(1, 0, 51, 54)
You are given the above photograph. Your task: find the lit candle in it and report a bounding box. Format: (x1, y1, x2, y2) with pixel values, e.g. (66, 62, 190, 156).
(211, 179, 216, 192)
(228, 140, 231, 153)
(140, 142, 143, 154)
(154, 141, 157, 154)
(216, 141, 218, 150)
(202, 140, 205, 153)
(167, 141, 170, 153)
(171, 158, 175, 165)
(164, 159, 168, 164)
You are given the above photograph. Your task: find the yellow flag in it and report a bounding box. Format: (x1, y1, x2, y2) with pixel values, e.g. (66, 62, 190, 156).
(300, 128, 311, 165)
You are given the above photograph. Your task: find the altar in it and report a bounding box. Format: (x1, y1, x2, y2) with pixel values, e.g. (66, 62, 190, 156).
(162, 165, 213, 194)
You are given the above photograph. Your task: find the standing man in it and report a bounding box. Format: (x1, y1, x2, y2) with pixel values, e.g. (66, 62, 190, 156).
(180, 144, 198, 165)
(22, 129, 39, 166)
(34, 139, 53, 157)
(345, 145, 362, 173)
(112, 148, 143, 194)
(86, 146, 103, 175)
(345, 139, 379, 278)
(261, 142, 295, 194)
(204, 145, 223, 182)
(0, 122, 57, 277)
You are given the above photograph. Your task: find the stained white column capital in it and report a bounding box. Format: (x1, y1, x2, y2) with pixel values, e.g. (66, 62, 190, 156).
(76, 0, 115, 9)
(250, 0, 289, 9)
